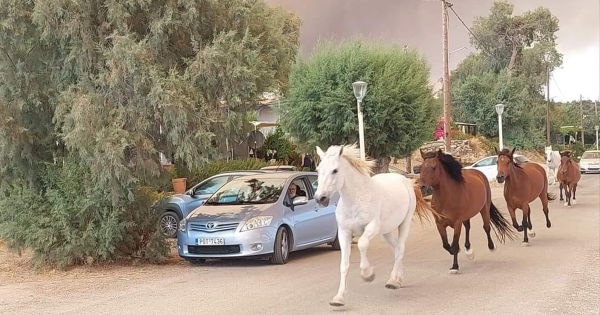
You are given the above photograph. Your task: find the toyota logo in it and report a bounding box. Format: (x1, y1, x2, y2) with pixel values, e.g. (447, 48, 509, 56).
(206, 222, 215, 229)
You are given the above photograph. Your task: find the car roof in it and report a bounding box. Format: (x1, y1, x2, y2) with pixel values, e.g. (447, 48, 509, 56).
(583, 150, 600, 153)
(213, 170, 268, 176)
(231, 171, 317, 181)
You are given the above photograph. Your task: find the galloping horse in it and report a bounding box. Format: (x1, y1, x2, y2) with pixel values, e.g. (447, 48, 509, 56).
(545, 146, 561, 185)
(313, 144, 440, 307)
(419, 149, 516, 274)
(557, 150, 581, 207)
(495, 147, 554, 246)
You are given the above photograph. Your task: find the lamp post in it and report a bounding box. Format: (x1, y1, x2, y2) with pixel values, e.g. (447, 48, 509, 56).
(595, 125, 599, 150)
(496, 103, 505, 150)
(352, 81, 368, 161)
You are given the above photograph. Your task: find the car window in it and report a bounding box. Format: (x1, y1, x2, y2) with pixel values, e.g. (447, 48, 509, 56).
(308, 175, 318, 192)
(193, 176, 229, 195)
(514, 156, 529, 164)
(581, 152, 600, 159)
(473, 157, 494, 167)
(288, 177, 309, 200)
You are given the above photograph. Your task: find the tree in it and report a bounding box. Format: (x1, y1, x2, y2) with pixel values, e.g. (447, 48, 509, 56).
(278, 39, 437, 173)
(450, 1, 563, 150)
(0, 0, 301, 268)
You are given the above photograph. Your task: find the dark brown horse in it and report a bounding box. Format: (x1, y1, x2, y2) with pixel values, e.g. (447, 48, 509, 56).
(495, 147, 555, 246)
(419, 149, 516, 274)
(557, 150, 581, 207)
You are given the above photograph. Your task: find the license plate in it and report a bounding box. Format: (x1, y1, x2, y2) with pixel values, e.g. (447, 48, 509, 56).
(196, 238, 225, 246)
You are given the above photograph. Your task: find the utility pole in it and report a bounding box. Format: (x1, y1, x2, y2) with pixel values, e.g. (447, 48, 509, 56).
(442, 0, 452, 153)
(546, 65, 551, 145)
(580, 94, 585, 146)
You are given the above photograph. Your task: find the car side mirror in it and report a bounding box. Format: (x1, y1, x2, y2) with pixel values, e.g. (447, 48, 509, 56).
(292, 196, 308, 206)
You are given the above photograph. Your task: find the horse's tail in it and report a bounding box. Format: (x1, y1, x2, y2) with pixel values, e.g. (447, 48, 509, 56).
(412, 185, 444, 225)
(489, 202, 518, 244)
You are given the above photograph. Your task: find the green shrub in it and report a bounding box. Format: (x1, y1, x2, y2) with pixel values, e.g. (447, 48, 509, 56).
(0, 161, 169, 270)
(184, 159, 271, 188)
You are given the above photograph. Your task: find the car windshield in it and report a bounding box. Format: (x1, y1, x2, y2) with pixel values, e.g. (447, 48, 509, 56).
(204, 177, 286, 205)
(581, 152, 600, 159)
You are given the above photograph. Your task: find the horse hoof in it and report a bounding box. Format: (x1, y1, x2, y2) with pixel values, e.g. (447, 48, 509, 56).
(568, 205, 572, 208)
(465, 248, 475, 260)
(385, 279, 402, 290)
(489, 245, 496, 252)
(448, 269, 460, 275)
(572, 199, 577, 205)
(563, 202, 568, 207)
(547, 222, 552, 228)
(521, 242, 531, 247)
(528, 230, 536, 238)
(361, 267, 375, 282)
(329, 297, 345, 307)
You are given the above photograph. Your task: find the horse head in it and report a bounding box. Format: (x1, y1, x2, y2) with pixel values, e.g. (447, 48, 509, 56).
(313, 143, 374, 207)
(495, 147, 517, 183)
(419, 148, 463, 187)
(545, 146, 553, 163)
(559, 151, 573, 176)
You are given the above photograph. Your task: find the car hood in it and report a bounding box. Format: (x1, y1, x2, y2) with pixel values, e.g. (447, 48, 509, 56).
(186, 203, 277, 221)
(580, 158, 600, 164)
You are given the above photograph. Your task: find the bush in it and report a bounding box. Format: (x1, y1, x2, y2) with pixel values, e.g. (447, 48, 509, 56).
(184, 159, 271, 188)
(0, 161, 169, 270)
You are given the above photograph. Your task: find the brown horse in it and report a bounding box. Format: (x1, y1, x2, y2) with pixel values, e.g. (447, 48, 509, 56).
(495, 147, 555, 246)
(557, 150, 581, 207)
(419, 149, 516, 274)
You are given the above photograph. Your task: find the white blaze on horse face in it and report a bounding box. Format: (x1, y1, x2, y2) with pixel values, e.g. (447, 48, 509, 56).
(545, 146, 553, 163)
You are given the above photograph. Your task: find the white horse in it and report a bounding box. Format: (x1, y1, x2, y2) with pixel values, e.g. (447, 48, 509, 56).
(545, 146, 561, 185)
(313, 144, 440, 307)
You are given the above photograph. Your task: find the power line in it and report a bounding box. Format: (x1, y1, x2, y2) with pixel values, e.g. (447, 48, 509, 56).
(550, 74, 565, 98)
(447, 4, 484, 50)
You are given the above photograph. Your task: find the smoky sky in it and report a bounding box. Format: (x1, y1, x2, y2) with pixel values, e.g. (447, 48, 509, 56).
(265, 0, 600, 91)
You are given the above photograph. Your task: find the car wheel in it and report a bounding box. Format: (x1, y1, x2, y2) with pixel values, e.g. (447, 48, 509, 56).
(331, 233, 341, 250)
(187, 258, 206, 265)
(269, 226, 290, 265)
(159, 211, 180, 238)
(581, 171, 586, 174)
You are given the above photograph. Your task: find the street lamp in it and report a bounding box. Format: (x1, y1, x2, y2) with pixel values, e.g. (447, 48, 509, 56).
(595, 125, 599, 150)
(495, 103, 505, 150)
(352, 81, 368, 161)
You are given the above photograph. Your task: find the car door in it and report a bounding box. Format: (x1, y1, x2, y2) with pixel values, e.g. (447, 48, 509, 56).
(306, 175, 338, 241)
(288, 176, 325, 247)
(472, 157, 497, 181)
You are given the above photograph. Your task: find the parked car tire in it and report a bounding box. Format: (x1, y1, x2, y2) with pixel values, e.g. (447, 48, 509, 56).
(187, 258, 206, 265)
(269, 226, 290, 265)
(159, 211, 180, 238)
(330, 233, 341, 250)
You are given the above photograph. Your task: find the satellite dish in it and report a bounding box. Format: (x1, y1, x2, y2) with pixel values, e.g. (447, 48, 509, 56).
(247, 130, 265, 155)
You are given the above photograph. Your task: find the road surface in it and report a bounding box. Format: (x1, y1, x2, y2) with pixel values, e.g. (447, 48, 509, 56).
(1, 174, 598, 315)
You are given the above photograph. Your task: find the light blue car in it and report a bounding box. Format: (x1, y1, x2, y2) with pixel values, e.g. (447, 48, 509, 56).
(177, 171, 340, 265)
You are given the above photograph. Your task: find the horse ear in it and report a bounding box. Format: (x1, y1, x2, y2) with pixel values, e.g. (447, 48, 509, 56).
(420, 149, 426, 159)
(316, 146, 325, 159)
(494, 147, 499, 155)
(339, 146, 344, 156)
(436, 148, 443, 157)
(509, 147, 516, 157)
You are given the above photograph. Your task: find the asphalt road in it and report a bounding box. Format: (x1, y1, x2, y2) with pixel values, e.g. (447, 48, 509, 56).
(1, 174, 599, 315)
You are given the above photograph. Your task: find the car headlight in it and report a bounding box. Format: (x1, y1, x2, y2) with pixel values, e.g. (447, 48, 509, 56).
(240, 216, 273, 232)
(179, 218, 187, 232)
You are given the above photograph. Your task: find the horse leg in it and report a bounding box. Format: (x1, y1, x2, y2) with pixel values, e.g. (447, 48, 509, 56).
(329, 229, 352, 307)
(565, 184, 572, 207)
(463, 220, 474, 260)
(449, 221, 462, 274)
(507, 205, 523, 232)
(436, 221, 452, 255)
(527, 211, 535, 238)
(559, 182, 564, 202)
(539, 184, 552, 229)
(357, 220, 379, 282)
(521, 204, 531, 246)
(383, 217, 411, 289)
(572, 184, 578, 205)
(480, 204, 496, 251)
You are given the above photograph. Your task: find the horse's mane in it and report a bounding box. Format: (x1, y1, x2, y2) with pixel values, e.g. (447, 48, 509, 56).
(335, 144, 375, 175)
(498, 148, 523, 169)
(424, 150, 464, 182)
